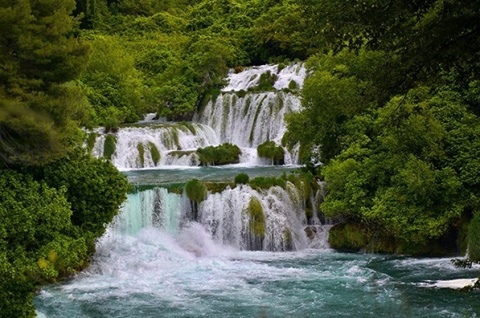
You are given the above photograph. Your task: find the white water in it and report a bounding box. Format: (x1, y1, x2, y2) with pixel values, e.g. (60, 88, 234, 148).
(89, 63, 306, 169)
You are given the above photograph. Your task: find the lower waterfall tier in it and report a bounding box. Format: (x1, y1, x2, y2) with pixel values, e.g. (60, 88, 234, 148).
(112, 184, 329, 252)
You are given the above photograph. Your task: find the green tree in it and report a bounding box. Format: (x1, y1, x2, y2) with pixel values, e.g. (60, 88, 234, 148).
(0, 0, 90, 166)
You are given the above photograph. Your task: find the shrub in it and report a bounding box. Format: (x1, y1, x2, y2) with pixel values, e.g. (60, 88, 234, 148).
(86, 132, 97, 153)
(234, 173, 249, 184)
(196, 143, 241, 166)
(257, 141, 284, 165)
(185, 178, 208, 203)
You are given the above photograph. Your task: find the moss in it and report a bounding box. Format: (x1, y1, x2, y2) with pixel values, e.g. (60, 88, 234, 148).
(149, 142, 161, 165)
(468, 212, 480, 261)
(249, 71, 278, 92)
(277, 63, 286, 73)
(248, 197, 265, 238)
(249, 95, 267, 143)
(257, 141, 285, 165)
(283, 228, 293, 251)
(234, 173, 249, 184)
(86, 132, 97, 153)
(205, 182, 232, 194)
(103, 134, 116, 160)
(236, 89, 248, 98)
(288, 79, 298, 90)
(137, 143, 145, 167)
(329, 223, 370, 252)
(196, 143, 241, 166)
(179, 122, 196, 134)
(249, 176, 286, 191)
(185, 178, 207, 203)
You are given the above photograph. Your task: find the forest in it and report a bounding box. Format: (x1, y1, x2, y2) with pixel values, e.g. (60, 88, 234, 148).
(1, 0, 480, 316)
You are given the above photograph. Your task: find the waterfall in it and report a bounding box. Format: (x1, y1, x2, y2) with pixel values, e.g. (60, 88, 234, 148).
(90, 123, 219, 169)
(89, 63, 306, 169)
(111, 182, 330, 252)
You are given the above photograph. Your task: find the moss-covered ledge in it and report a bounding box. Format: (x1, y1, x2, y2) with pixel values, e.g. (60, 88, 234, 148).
(329, 222, 461, 256)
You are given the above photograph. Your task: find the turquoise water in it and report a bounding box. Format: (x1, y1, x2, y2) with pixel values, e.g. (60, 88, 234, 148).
(34, 167, 480, 317)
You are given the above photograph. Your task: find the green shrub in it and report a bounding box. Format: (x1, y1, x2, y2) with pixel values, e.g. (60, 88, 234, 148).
(185, 178, 208, 203)
(205, 182, 232, 194)
(257, 141, 284, 165)
(149, 142, 161, 165)
(234, 173, 249, 184)
(251, 70, 278, 91)
(103, 134, 117, 160)
(196, 143, 241, 166)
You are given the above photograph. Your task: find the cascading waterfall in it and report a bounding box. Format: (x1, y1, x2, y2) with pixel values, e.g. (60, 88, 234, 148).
(111, 181, 329, 252)
(88, 63, 306, 169)
(90, 123, 219, 169)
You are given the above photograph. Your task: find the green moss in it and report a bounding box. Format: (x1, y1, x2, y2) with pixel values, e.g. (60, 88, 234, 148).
(249, 95, 267, 143)
(468, 212, 480, 261)
(137, 143, 145, 167)
(236, 89, 248, 98)
(149, 142, 161, 165)
(277, 63, 286, 73)
(288, 79, 298, 90)
(257, 141, 285, 165)
(234, 173, 249, 184)
(179, 122, 196, 134)
(249, 71, 278, 92)
(283, 228, 293, 251)
(249, 176, 286, 191)
(205, 182, 232, 194)
(248, 197, 265, 238)
(185, 178, 208, 203)
(103, 134, 117, 160)
(86, 132, 97, 153)
(196, 143, 241, 166)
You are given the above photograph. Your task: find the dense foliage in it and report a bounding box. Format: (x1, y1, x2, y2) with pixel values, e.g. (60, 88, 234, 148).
(196, 143, 241, 166)
(0, 154, 127, 317)
(257, 141, 284, 165)
(285, 0, 480, 255)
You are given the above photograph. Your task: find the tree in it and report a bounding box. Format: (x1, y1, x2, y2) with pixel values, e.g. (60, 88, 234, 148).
(0, 0, 90, 166)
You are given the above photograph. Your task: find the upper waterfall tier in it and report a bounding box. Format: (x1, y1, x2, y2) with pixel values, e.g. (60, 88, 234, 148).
(195, 91, 302, 148)
(222, 63, 306, 92)
(90, 123, 219, 169)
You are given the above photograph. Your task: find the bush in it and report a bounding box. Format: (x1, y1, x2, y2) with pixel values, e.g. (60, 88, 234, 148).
(196, 143, 241, 166)
(257, 141, 284, 165)
(234, 173, 249, 184)
(185, 178, 208, 203)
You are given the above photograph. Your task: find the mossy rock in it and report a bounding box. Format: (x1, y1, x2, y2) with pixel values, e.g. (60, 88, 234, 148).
(103, 134, 117, 160)
(283, 228, 293, 251)
(185, 178, 207, 203)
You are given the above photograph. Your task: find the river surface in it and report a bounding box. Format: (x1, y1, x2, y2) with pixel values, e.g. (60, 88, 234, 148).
(35, 166, 480, 317)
